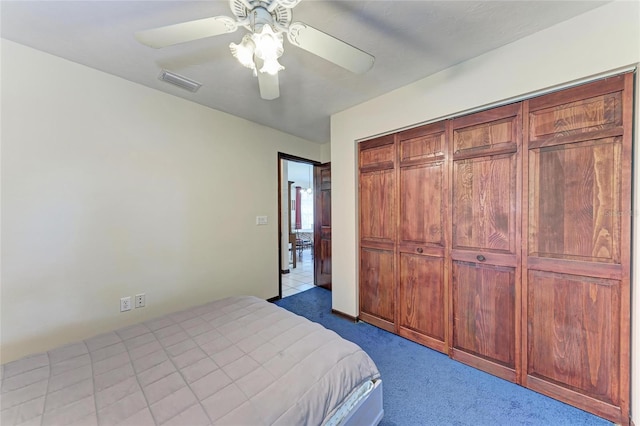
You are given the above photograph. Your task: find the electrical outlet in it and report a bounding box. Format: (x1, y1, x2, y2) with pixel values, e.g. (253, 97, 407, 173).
(256, 216, 268, 225)
(120, 296, 131, 312)
(135, 293, 145, 308)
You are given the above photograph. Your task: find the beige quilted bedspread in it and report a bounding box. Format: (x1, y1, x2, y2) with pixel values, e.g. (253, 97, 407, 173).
(1, 296, 380, 425)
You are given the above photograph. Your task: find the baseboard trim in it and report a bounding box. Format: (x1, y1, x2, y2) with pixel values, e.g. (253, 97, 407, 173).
(280, 269, 290, 274)
(331, 309, 358, 323)
(267, 295, 281, 303)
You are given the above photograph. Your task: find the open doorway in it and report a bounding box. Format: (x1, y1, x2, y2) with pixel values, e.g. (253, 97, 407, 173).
(278, 154, 318, 298)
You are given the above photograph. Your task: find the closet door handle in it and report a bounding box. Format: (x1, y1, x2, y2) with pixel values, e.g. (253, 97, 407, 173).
(416, 247, 423, 254)
(476, 254, 486, 262)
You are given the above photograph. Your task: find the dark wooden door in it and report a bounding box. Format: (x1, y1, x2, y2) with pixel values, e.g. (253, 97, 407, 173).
(449, 103, 522, 382)
(359, 135, 396, 332)
(314, 163, 332, 290)
(522, 74, 632, 424)
(397, 122, 448, 353)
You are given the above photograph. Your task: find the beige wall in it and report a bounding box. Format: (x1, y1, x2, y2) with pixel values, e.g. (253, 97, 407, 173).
(320, 143, 331, 164)
(331, 0, 639, 419)
(0, 40, 321, 362)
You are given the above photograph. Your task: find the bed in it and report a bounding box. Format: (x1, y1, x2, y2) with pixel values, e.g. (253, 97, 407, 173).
(1, 296, 383, 426)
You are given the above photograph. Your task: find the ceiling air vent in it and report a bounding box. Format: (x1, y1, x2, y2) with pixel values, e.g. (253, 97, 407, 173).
(158, 70, 202, 93)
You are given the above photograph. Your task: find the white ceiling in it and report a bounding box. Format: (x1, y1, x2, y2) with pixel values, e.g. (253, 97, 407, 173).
(1, 1, 609, 144)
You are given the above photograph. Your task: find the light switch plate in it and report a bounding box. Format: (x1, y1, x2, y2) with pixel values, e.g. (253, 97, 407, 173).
(256, 216, 268, 225)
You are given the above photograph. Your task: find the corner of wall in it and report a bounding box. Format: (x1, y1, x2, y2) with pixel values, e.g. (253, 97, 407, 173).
(320, 142, 331, 164)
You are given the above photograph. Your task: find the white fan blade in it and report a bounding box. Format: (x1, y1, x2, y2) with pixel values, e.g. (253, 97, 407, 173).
(287, 22, 374, 74)
(135, 16, 238, 49)
(257, 71, 280, 100)
(268, 0, 302, 10)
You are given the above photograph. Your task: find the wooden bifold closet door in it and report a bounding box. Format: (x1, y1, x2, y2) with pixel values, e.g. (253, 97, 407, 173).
(449, 103, 522, 382)
(359, 135, 396, 333)
(397, 122, 448, 353)
(522, 73, 632, 422)
(357, 72, 633, 425)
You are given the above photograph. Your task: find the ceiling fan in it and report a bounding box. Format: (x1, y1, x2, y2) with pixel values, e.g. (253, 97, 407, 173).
(135, 0, 375, 100)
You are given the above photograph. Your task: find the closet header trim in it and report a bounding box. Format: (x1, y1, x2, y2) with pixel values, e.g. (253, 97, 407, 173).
(355, 65, 636, 144)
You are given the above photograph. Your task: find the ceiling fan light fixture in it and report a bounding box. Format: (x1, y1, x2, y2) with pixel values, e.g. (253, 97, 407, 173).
(260, 58, 284, 75)
(231, 24, 284, 76)
(252, 25, 284, 62)
(229, 34, 256, 70)
(137, 0, 375, 100)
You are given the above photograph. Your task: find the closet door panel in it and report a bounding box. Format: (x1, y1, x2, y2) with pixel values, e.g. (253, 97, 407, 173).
(400, 162, 444, 247)
(528, 137, 622, 264)
(360, 247, 395, 331)
(360, 144, 394, 167)
(452, 153, 516, 254)
(450, 104, 521, 383)
(452, 261, 516, 378)
(528, 84, 623, 145)
(452, 103, 521, 160)
(453, 117, 513, 151)
(399, 254, 446, 351)
(523, 73, 632, 424)
(397, 122, 448, 352)
(360, 169, 396, 245)
(359, 135, 397, 331)
(527, 270, 620, 405)
(399, 122, 445, 165)
(360, 135, 395, 169)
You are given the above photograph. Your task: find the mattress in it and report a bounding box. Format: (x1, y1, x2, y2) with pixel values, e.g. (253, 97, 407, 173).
(1, 296, 381, 425)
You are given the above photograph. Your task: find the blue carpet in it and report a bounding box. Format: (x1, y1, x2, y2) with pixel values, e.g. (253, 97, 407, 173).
(275, 287, 611, 426)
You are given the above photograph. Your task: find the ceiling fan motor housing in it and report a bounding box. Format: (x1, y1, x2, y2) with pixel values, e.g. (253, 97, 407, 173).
(230, 0, 292, 32)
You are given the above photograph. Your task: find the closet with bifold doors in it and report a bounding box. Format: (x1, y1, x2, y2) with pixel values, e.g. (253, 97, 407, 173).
(357, 72, 633, 425)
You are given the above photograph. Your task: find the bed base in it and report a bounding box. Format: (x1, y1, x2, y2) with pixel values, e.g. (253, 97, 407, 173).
(342, 379, 383, 426)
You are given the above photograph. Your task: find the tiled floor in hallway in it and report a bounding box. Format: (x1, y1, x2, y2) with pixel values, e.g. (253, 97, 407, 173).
(282, 248, 314, 297)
